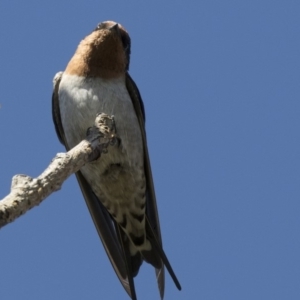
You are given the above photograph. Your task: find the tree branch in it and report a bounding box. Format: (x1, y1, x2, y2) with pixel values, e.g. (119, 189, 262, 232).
(0, 113, 117, 228)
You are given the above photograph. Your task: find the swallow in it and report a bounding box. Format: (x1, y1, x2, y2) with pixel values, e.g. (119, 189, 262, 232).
(52, 21, 181, 299)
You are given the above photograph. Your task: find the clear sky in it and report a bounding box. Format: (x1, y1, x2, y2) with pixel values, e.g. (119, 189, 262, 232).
(1, 1, 299, 299)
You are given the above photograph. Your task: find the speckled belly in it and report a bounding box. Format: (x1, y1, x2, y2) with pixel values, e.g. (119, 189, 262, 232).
(58, 74, 147, 239)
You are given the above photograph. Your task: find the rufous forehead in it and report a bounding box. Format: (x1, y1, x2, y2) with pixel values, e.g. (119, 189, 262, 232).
(102, 20, 117, 27)
(96, 20, 128, 34)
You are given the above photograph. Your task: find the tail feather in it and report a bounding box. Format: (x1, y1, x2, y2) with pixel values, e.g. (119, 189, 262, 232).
(145, 216, 182, 292)
(115, 224, 139, 300)
(156, 266, 165, 300)
(141, 248, 162, 269)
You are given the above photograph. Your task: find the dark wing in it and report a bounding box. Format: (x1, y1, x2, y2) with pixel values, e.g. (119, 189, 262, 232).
(125, 73, 161, 241)
(52, 72, 137, 300)
(125, 73, 164, 297)
(126, 73, 181, 298)
(52, 72, 65, 144)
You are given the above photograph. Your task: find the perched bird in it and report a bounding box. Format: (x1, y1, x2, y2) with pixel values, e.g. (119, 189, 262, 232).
(52, 21, 181, 299)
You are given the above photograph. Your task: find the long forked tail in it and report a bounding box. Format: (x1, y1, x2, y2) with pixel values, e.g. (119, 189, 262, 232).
(115, 225, 138, 300)
(144, 216, 182, 294)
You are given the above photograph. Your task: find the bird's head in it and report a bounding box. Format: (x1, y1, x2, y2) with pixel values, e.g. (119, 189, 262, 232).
(65, 21, 131, 78)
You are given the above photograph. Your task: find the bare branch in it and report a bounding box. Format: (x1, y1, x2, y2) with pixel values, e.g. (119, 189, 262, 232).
(0, 113, 117, 228)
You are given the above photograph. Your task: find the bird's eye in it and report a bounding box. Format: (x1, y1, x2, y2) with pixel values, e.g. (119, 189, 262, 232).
(121, 34, 130, 52)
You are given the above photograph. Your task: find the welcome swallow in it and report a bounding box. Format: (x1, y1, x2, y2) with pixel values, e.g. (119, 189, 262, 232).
(52, 21, 181, 299)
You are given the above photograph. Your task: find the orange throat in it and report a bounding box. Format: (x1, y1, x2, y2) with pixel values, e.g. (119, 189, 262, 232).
(65, 30, 127, 79)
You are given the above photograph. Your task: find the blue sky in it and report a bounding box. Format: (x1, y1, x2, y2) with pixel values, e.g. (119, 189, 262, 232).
(1, 1, 300, 299)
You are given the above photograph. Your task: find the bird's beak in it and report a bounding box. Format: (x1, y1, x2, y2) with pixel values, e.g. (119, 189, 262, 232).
(109, 23, 120, 36)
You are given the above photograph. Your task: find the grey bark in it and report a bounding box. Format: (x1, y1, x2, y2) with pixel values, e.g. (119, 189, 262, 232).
(0, 113, 117, 228)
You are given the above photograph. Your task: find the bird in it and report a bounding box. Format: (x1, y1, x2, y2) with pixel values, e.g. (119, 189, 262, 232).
(52, 21, 181, 299)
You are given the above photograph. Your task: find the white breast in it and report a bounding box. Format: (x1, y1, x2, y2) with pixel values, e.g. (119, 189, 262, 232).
(58, 74, 147, 240)
(58, 74, 144, 172)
